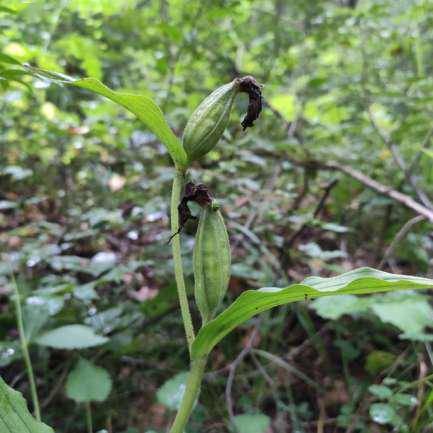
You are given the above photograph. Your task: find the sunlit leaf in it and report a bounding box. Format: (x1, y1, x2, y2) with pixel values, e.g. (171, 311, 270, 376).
(191, 268, 433, 360)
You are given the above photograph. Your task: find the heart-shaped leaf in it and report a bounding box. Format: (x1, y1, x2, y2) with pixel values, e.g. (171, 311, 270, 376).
(191, 267, 433, 360)
(66, 358, 112, 403)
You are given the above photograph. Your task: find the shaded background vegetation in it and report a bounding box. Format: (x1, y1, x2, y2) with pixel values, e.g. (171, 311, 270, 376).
(1, 0, 433, 432)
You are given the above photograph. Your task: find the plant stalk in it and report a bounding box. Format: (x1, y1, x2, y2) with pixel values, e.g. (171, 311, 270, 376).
(11, 275, 41, 422)
(171, 168, 195, 352)
(85, 402, 93, 433)
(169, 357, 207, 433)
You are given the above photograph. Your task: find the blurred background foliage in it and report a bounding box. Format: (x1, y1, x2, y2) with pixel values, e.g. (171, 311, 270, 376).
(1, 0, 433, 432)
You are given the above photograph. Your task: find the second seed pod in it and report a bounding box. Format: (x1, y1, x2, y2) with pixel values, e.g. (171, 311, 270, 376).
(193, 204, 231, 323)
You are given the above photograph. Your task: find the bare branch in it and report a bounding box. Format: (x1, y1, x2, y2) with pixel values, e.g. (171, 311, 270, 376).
(318, 161, 433, 224)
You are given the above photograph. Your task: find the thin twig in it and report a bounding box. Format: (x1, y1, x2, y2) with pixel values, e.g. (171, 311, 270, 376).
(284, 179, 339, 249)
(42, 361, 71, 408)
(286, 324, 330, 360)
(379, 215, 425, 269)
(252, 348, 321, 390)
(225, 328, 259, 422)
(411, 357, 428, 430)
(317, 396, 326, 433)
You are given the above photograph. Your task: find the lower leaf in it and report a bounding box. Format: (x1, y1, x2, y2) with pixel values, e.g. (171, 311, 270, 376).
(191, 267, 433, 360)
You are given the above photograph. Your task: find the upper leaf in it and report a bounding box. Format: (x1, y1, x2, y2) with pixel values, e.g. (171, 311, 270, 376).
(0, 376, 54, 433)
(26, 67, 188, 169)
(191, 267, 433, 360)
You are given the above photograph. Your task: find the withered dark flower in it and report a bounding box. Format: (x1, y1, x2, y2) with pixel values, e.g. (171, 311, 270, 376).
(237, 75, 263, 130)
(168, 182, 213, 242)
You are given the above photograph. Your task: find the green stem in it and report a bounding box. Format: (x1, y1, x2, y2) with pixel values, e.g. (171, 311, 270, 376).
(169, 357, 207, 433)
(85, 402, 93, 433)
(169, 169, 208, 431)
(11, 274, 41, 422)
(171, 169, 195, 352)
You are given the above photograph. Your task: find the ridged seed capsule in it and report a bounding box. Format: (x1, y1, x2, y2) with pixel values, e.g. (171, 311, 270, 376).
(182, 80, 239, 162)
(193, 203, 231, 323)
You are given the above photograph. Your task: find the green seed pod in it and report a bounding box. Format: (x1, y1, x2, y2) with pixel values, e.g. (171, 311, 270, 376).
(182, 80, 239, 162)
(193, 203, 231, 323)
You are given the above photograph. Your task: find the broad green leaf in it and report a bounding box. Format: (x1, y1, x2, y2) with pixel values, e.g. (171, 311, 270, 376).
(0, 376, 54, 433)
(36, 325, 108, 349)
(191, 268, 433, 360)
(233, 413, 270, 433)
(66, 358, 112, 403)
(26, 67, 187, 168)
(156, 372, 188, 411)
